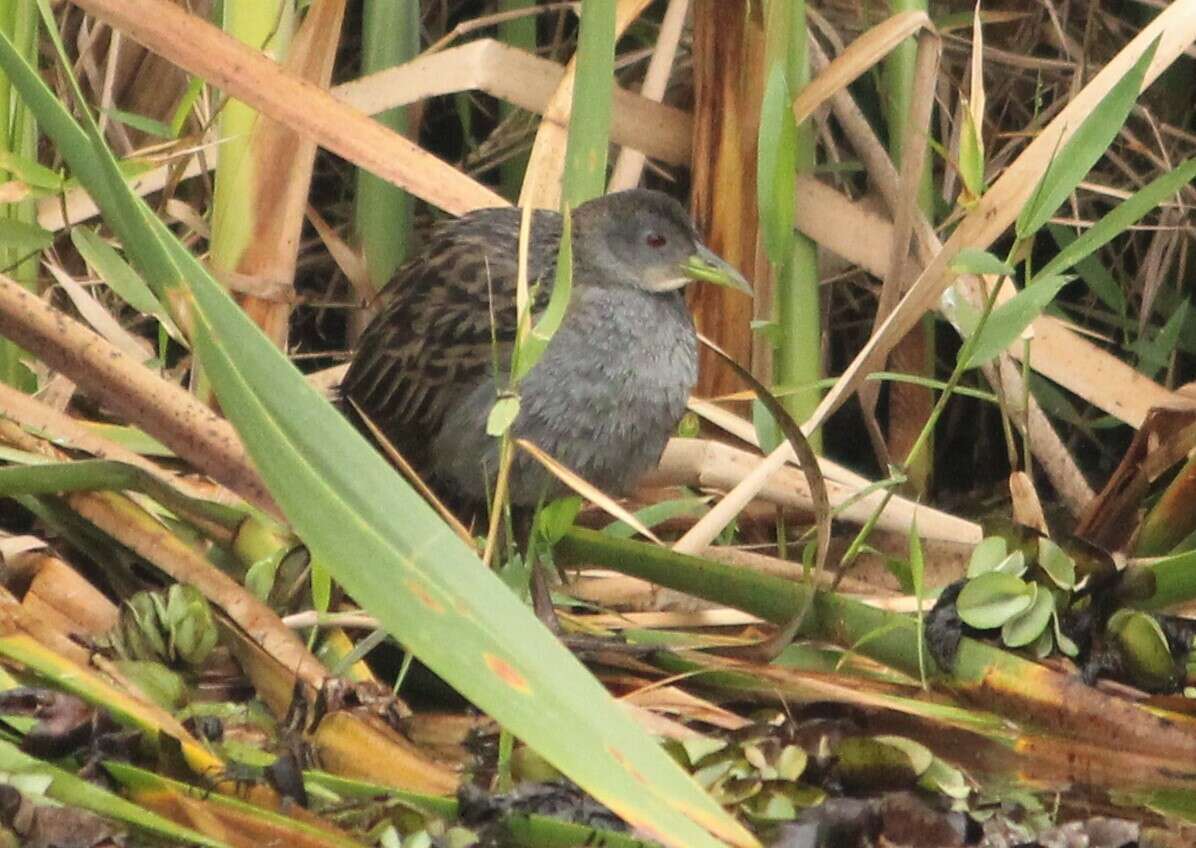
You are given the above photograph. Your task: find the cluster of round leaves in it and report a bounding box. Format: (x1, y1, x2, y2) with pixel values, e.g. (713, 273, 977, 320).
(667, 717, 968, 825)
(955, 535, 1079, 658)
(956, 534, 1192, 693)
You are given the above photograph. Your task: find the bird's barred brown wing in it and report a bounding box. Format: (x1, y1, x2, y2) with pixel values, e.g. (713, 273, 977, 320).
(342, 207, 562, 469)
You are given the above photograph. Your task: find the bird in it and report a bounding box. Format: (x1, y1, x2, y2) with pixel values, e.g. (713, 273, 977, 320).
(342, 188, 750, 513)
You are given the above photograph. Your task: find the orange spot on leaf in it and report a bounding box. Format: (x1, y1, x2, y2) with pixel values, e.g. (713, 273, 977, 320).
(484, 653, 531, 694)
(404, 579, 445, 614)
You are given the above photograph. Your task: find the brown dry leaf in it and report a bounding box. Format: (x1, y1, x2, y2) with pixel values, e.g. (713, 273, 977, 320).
(127, 778, 358, 848)
(792, 10, 935, 126)
(39, 38, 693, 233)
(17, 553, 120, 639)
(571, 608, 764, 631)
(1076, 409, 1196, 550)
(335, 38, 691, 169)
(685, 397, 981, 544)
(796, 172, 1190, 431)
(306, 204, 370, 304)
(45, 261, 154, 362)
(0, 534, 47, 561)
(313, 711, 460, 796)
(213, 0, 346, 348)
(651, 437, 980, 545)
(689, 3, 766, 397)
(864, 31, 940, 477)
(809, 5, 1196, 436)
(217, 619, 460, 795)
(0, 180, 34, 204)
(73, 0, 503, 215)
(1009, 471, 1048, 534)
(793, 176, 893, 276)
(37, 151, 207, 232)
(619, 681, 751, 731)
(681, 3, 1196, 550)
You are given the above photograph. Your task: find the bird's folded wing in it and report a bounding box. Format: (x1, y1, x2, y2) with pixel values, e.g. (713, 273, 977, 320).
(343, 208, 561, 464)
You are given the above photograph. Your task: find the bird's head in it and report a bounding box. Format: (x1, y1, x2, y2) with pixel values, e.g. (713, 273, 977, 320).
(571, 189, 752, 296)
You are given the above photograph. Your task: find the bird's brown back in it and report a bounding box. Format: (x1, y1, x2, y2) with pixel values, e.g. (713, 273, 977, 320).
(342, 207, 562, 474)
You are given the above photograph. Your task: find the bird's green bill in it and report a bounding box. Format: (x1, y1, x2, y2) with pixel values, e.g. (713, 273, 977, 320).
(680, 244, 752, 295)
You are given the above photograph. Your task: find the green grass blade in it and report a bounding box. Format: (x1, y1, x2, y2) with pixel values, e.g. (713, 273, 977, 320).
(0, 459, 244, 529)
(0, 739, 230, 848)
(1038, 157, 1196, 282)
(962, 275, 1074, 369)
(561, 0, 615, 206)
(71, 226, 187, 345)
(757, 63, 797, 262)
(1015, 37, 1160, 240)
(0, 0, 38, 391)
(354, 0, 418, 292)
(1046, 224, 1125, 315)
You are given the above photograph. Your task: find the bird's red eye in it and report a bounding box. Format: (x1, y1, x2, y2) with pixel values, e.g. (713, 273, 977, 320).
(645, 232, 667, 248)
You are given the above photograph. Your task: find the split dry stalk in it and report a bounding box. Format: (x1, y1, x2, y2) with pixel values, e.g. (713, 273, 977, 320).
(0, 274, 276, 516)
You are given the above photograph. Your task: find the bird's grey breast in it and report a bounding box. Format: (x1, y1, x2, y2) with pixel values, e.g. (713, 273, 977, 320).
(509, 286, 698, 500)
(429, 286, 697, 505)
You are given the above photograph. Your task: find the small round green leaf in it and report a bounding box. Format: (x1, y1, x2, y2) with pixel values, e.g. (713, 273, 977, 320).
(957, 572, 1034, 629)
(485, 394, 520, 436)
(1001, 584, 1054, 647)
(966, 536, 1008, 577)
(1037, 538, 1077, 590)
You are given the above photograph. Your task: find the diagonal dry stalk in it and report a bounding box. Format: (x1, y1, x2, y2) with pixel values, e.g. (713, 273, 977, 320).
(68, 0, 503, 215)
(802, 33, 1094, 514)
(680, 2, 1196, 550)
(0, 273, 275, 516)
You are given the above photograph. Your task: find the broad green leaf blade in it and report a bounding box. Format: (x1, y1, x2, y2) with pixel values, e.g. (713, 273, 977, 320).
(962, 274, 1074, 369)
(1038, 538, 1076, 590)
(752, 398, 783, 454)
(183, 256, 750, 848)
(354, 0, 418, 293)
(25, 2, 182, 288)
(957, 104, 986, 200)
(1131, 299, 1189, 378)
(0, 458, 242, 529)
(965, 536, 1007, 578)
(101, 106, 175, 139)
(1015, 37, 1160, 239)
(0, 23, 754, 848)
(486, 394, 521, 436)
(1001, 585, 1053, 648)
(0, 148, 63, 190)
